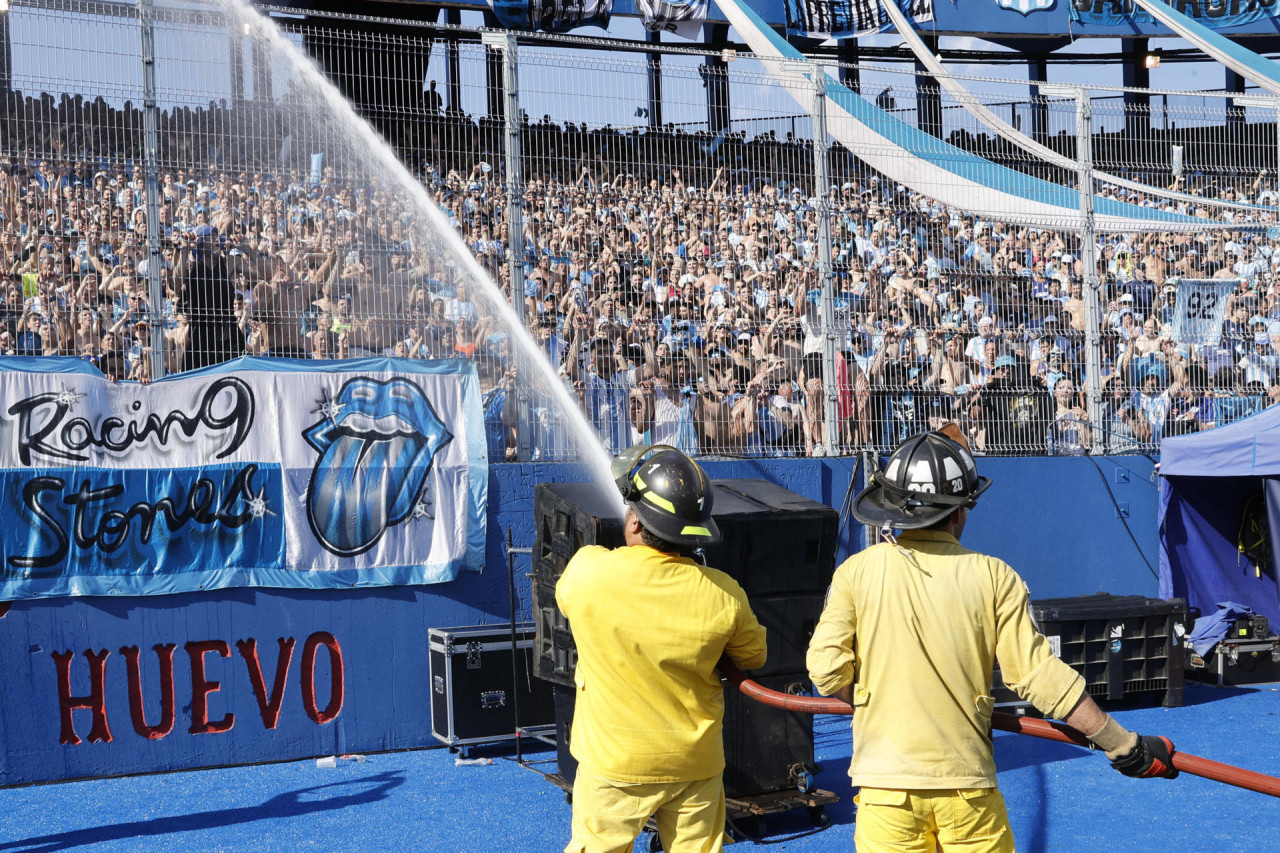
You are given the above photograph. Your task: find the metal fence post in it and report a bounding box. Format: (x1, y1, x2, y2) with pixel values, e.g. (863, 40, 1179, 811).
(1073, 86, 1104, 453)
(486, 30, 531, 461)
(0, 2, 12, 94)
(809, 61, 841, 455)
(138, 0, 166, 381)
(1273, 102, 1279, 226)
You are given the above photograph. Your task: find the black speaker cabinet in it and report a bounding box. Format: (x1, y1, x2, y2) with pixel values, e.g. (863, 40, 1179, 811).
(532, 479, 837, 687)
(533, 478, 838, 799)
(722, 673, 816, 796)
(552, 675, 815, 798)
(531, 483, 626, 688)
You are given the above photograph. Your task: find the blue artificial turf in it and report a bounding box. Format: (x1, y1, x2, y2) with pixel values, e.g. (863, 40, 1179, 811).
(0, 682, 1276, 852)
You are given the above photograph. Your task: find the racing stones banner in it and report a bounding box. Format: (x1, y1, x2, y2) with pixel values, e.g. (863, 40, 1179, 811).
(0, 357, 487, 599)
(638, 0, 709, 39)
(488, 0, 613, 32)
(783, 0, 933, 38)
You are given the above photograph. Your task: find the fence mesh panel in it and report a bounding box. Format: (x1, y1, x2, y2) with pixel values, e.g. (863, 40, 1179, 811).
(2, 0, 1277, 458)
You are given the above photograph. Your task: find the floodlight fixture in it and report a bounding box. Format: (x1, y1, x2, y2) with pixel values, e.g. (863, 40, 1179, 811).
(1144, 53, 1161, 69)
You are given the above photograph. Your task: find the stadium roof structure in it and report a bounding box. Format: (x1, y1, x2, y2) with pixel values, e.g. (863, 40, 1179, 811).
(271, 0, 1280, 44)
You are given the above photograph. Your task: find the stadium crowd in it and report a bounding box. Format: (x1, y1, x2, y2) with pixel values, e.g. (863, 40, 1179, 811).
(4, 90, 1280, 458)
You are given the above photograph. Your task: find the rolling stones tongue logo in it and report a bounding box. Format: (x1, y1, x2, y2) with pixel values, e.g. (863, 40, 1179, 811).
(303, 377, 452, 557)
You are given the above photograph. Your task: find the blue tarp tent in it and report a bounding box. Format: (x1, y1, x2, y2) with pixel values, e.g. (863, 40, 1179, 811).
(1159, 407, 1280, 624)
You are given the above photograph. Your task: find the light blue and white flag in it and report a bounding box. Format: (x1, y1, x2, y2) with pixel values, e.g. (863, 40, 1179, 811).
(638, 0, 707, 39)
(783, 0, 932, 39)
(489, 0, 612, 32)
(1079, 0, 1280, 32)
(1170, 278, 1237, 345)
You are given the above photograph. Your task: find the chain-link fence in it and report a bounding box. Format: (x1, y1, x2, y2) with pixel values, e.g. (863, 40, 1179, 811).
(2, 0, 1278, 460)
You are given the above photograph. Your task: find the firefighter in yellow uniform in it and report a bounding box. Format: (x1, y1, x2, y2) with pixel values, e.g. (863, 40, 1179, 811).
(807, 431, 1178, 853)
(557, 445, 767, 853)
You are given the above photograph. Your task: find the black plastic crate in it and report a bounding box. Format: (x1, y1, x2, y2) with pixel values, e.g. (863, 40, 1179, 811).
(1031, 594, 1189, 708)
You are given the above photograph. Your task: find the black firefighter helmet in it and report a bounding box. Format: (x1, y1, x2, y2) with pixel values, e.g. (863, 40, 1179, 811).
(611, 444, 720, 547)
(852, 431, 992, 530)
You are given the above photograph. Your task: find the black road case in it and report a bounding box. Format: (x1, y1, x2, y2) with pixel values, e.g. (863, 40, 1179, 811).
(1187, 634, 1280, 687)
(429, 624, 555, 748)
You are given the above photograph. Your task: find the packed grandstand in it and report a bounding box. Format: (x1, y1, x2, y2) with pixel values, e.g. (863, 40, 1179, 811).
(4, 91, 1279, 458)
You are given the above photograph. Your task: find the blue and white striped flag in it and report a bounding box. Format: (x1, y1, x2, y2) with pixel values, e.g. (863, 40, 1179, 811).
(489, 0, 612, 32)
(783, 0, 932, 39)
(1170, 278, 1237, 345)
(638, 0, 707, 39)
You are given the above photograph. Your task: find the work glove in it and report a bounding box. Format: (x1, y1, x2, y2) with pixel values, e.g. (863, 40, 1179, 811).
(1110, 734, 1179, 779)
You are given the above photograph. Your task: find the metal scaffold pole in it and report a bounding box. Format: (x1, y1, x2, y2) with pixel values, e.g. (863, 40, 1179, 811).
(138, 0, 166, 381)
(798, 61, 840, 455)
(1069, 85, 1103, 453)
(486, 30, 531, 461)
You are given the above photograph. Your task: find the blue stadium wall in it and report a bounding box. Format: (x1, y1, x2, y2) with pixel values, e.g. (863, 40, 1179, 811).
(0, 455, 1158, 787)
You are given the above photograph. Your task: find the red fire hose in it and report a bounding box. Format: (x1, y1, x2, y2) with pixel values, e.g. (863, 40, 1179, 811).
(718, 660, 1280, 799)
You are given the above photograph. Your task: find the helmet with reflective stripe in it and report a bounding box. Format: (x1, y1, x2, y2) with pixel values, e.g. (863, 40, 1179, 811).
(611, 444, 720, 547)
(852, 431, 991, 530)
